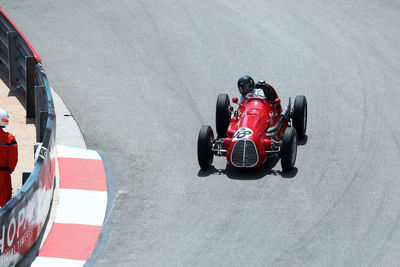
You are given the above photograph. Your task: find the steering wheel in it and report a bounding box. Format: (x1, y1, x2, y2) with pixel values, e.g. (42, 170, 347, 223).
(245, 93, 264, 99)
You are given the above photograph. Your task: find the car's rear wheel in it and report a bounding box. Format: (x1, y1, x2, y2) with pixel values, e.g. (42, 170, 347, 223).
(197, 125, 214, 170)
(280, 127, 297, 172)
(292, 95, 307, 139)
(216, 94, 231, 138)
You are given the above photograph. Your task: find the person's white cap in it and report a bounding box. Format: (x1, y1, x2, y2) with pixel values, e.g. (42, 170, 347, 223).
(0, 109, 9, 127)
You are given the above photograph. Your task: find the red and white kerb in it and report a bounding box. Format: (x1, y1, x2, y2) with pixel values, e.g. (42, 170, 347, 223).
(32, 145, 108, 267)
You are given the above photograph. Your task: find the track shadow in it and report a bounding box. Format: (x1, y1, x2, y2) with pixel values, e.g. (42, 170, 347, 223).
(225, 156, 280, 180)
(198, 156, 299, 180)
(0, 72, 27, 109)
(7, 86, 27, 109)
(25, 117, 35, 124)
(298, 135, 308, 146)
(0, 72, 36, 125)
(280, 167, 298, 179)
(197, 166, 226, 177)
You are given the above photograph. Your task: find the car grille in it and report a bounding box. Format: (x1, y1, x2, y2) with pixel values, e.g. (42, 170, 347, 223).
(231, 139, 258, 167)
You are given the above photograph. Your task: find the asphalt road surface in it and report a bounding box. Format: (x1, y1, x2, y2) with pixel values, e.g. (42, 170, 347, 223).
(2, 0, 400, 266)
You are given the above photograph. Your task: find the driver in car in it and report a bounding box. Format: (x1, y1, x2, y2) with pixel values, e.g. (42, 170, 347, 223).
(237, 75, 276, 104)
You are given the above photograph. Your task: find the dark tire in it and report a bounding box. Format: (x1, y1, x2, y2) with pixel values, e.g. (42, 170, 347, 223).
(197, 125, 214, 170)
(216, 94, 231, 137)
(292, 95, 307, 138)
(280, 127, 297, 172)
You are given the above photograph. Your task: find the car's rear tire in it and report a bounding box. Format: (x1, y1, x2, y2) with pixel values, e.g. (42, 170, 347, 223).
(197, 125, 214, 170)
(216, 94, 231, 138)
(292, 95, 307, 139)
(280, 127, 297, 172)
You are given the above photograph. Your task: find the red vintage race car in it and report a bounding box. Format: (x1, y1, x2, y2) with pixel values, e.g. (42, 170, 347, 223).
(197, 81, 307, 172)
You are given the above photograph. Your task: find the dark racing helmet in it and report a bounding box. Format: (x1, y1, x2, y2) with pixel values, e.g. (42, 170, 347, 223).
(237, 75, 255, 96)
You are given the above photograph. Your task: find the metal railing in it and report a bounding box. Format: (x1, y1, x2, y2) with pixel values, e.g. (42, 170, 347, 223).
(0, 7, 56, 266)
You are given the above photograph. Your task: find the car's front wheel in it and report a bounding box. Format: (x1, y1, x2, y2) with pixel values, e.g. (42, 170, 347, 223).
(280, 127, 297, 172)
(292, 95, 307, 139)
(197, 125, 214, 170)
(216, 94, 231, 138)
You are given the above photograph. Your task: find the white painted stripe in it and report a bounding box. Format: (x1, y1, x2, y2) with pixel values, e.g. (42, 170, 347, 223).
(56, 145, 101, 160)
(54, 189, 107, 226)
(31, 257, 85, 267)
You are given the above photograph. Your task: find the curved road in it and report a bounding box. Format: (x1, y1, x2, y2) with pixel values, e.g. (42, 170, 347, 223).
(3, 0, 400, 265)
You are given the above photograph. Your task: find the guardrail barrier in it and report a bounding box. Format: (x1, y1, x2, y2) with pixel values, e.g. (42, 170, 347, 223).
(0, 7, 56, 266)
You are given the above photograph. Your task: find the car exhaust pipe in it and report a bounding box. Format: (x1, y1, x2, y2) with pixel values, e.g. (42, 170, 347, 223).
(265, 97, 291, 137)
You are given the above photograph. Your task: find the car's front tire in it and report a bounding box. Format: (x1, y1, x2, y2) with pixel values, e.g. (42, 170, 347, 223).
(280, 127, 297, 172)
(197, 125, 214, 170)
(216, 94, 231, 138)
(292, 95, 307, 139)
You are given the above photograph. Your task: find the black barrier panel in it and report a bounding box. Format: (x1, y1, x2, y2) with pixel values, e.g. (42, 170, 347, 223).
(7, 31, 17, 86)
(26, 56, 36, 118)
(35, 85, 45, 142)
(0, 9, 57, 266)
